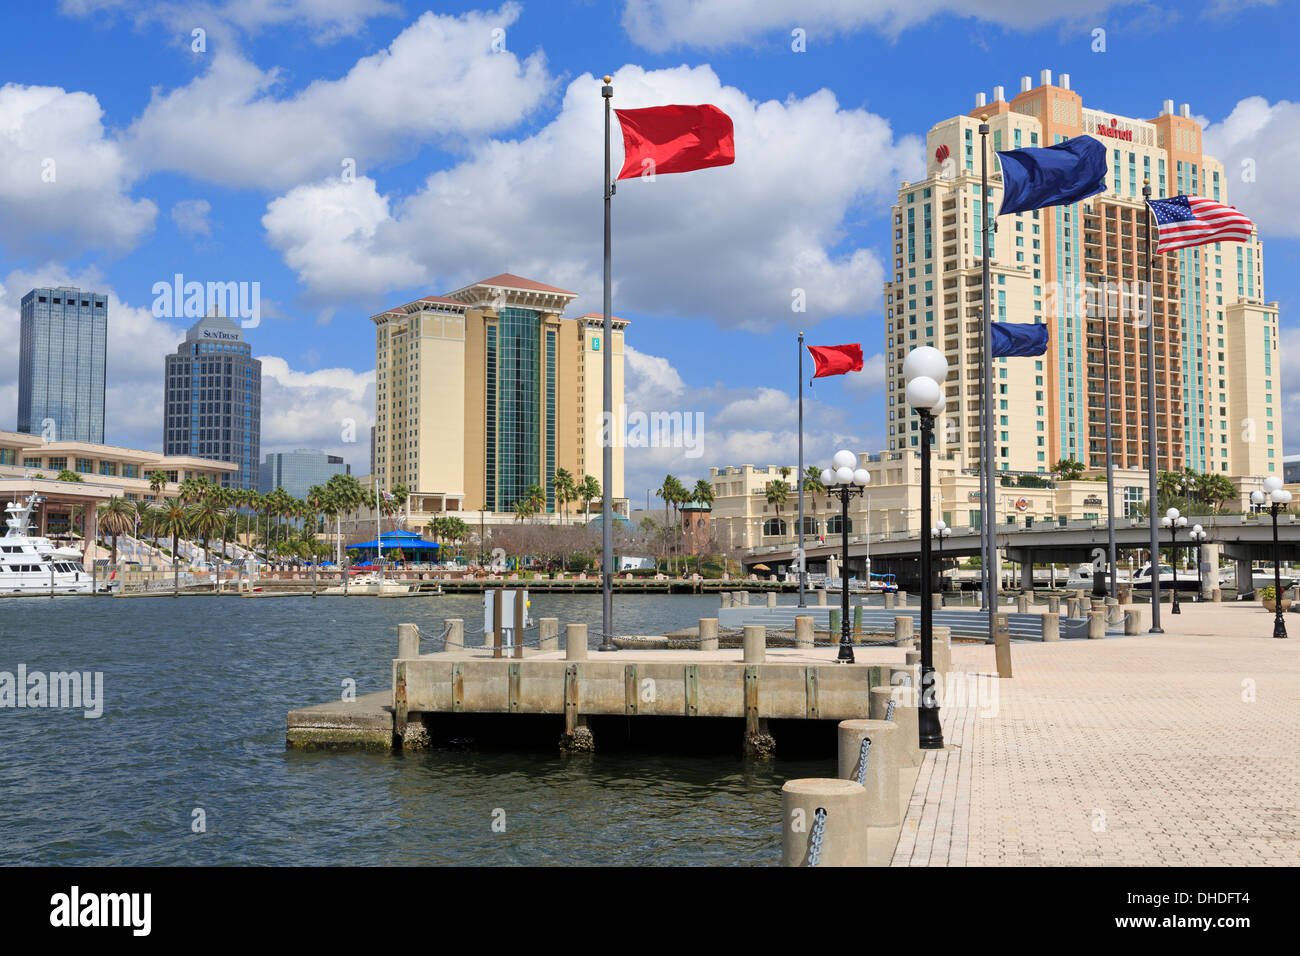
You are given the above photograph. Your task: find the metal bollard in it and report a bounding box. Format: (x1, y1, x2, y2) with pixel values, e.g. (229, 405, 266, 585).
(795, 615, 814, 649)
(837, 720, 902, 827)
(1041, 613, 1060, 643)
(743, 625, 766, 663)
(445, 618, 466, 651)
(398, 622, 419, 659)
(566, 623, 589, 660)
(781, 778, 871, 867)
(699, 617, 719, 651)
(538, 617, 558, 652)
(893, 615, 914, 648)
(1087, 610, 1105, 639)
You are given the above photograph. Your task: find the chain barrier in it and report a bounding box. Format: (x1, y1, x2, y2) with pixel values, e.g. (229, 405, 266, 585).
(808, 807, 827, 867)
(855, 737, 871, 786)
(885, 698, 896, 722)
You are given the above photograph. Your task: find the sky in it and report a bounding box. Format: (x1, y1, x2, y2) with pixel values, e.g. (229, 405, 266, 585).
(2, 0, 1298, 509)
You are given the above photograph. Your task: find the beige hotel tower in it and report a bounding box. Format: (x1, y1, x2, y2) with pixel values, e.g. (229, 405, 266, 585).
(370, 273, 627, 522)
(884, 70, 1279, 487)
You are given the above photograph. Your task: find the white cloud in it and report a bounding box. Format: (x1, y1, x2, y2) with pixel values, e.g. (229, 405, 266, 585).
(262, 176, 427, 310)
(122, 6, 554, 189)
(170, 198, 213, 236)
(620, 0, 1128, 51)
(620, 347, 877, 502)
(258, 356, 375, 466)
(841, 351, 887, 394)
(1202, 96, 1300, 239)
(0, 84, 157, 256)
(265, 64, 922, 327)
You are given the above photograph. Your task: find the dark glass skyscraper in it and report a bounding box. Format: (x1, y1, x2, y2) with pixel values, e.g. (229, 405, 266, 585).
(163, 314, 262, 489)
(17, 287, 108, 443)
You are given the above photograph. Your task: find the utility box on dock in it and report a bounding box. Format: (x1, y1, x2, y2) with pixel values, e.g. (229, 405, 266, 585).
(484, 589, 531, 656)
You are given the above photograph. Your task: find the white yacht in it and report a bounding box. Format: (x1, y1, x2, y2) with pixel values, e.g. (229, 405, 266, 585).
(1132, 563, 1201, 593)
(1065, 564, 1132, 590)
(1, 494, 99, 595)
(322, 572, 415, 596)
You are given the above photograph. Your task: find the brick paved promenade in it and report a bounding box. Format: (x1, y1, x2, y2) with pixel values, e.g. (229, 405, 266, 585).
(892, 602, 1300, 866)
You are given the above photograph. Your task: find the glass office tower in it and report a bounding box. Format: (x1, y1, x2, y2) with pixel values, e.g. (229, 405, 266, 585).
(18, 287, 108, 443)
(162, 314, 262, 489)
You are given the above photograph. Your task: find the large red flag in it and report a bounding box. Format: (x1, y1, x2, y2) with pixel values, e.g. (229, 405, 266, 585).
(614, 105, 735, 181)
(808, 344, 863, 379)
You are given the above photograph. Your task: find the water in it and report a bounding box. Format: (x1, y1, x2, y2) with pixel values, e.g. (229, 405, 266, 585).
(0, 594, 829, 865)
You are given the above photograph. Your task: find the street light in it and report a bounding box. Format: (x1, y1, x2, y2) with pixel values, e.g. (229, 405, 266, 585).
(820, 450, 870, 663)
(904, 345, 948, 750)
(1188, 524, 1207, 601)
(1250, 476, 1291, 639)
(931, 521, 952, 601)
(1159, 507, 1188, 615)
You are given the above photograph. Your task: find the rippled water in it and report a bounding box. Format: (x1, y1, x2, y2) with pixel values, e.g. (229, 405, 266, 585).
(0, 593, 829, 865)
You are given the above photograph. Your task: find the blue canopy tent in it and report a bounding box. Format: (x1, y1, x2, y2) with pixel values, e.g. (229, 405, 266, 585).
(347, 530, 440, 564)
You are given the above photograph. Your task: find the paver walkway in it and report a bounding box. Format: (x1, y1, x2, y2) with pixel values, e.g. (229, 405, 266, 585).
(891, 602, 1300, 866)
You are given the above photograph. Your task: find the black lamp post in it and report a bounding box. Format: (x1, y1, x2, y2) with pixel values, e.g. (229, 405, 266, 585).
(931, 521, 952, 600)
(904, 346, 948, 751)
(1189, 525, 1207, 602)
(820, 451, 870, 663)
(1251, 478, 1291, 639)
(1160, 508, 1188, 615)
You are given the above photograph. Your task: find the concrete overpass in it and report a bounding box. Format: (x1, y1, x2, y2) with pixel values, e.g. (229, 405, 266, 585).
(743, 513, 1300, 592)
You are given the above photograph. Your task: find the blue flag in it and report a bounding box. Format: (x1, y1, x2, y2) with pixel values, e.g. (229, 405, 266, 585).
(991, 322, 1049, 358)
(996, 136, 1107, 215)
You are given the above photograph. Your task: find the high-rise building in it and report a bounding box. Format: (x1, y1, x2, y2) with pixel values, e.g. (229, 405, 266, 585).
(883, 71, 1280, 482)
(370, 273, 627, 522)
(162, 313, 262, 489)
(17, 287, 108, 444)
(259, 448, 349, 498)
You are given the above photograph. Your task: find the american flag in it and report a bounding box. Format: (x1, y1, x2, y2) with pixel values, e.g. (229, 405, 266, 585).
(1147, 195, 1255, 254)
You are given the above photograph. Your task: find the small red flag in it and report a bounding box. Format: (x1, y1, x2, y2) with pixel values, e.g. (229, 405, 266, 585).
(614, 104, 735, 181)
(808, 344, 863, 379)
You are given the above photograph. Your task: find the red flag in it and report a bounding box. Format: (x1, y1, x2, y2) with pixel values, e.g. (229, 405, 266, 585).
(808, 344, 863, 379)
(614, 105, 735, 181)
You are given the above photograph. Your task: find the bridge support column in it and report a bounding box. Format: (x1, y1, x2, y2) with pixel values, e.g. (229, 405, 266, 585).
(1020, 557, 1034, 591)
(1236, 558, 1254, 598)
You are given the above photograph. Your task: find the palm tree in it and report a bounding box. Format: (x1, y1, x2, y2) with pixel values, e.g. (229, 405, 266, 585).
(525, 483, 545, 517)
(1157, 471, 1181, 507)
(187, 497, 225, 561)
(765, 478, 791, 536)
(147, 470, 168, 502)
(56, 469, 83, 483)
(580, 475, 600, 524)
(98, 496, 135, 564)
(554, 468, 575, 521)
(1052, 458, 1085, 481)
(156, 501, 190, 566)
(513, 500, 533, 523)
(804, 465, 826, 537)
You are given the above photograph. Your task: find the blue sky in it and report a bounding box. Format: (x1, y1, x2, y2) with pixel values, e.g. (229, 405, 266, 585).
(1, 0, 1297, 506)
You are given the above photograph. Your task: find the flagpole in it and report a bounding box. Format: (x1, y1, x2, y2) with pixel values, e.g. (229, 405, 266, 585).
(1143, 179, 1164, 632)
(1102, 279, 1118, 598)
(599, 75, 616, 652)
(979, 117, 996, 645)
(797, 331, 806, 607)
